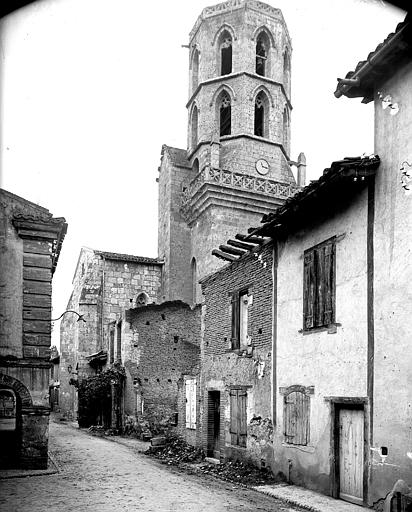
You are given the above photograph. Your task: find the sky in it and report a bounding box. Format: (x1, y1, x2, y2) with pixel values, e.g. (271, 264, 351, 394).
(0, 0, 405, 347)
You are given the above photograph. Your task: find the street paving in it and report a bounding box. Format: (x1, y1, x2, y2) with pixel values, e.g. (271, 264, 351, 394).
(0, 420, 297, 512)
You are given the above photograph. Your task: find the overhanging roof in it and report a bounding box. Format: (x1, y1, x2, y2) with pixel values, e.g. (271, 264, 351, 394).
(334, 13, 411, 102)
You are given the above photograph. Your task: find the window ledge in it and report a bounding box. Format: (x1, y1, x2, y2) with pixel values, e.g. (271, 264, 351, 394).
(224, 348, 252, 357)
(299, 323, 341, 336)
(281, 443, 315, 453)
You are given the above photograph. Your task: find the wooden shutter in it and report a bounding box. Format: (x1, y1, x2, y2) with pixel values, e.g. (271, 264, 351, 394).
(186, 379, 196, 429)
(238, 390, 247, 447)
(323, 242, 335, 325)
(230, 389, 239, 445)
(303, 252, 315, 329)
(284, 391, 309, 445)
(231, 292, 240, 349)
(315, 247, 325, 327)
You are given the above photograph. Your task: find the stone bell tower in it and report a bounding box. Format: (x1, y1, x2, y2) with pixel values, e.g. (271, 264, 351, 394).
(158, 0, 303, 305)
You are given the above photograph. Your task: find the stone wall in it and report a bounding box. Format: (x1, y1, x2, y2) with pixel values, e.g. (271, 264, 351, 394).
(200, 244, 273, 465)
(124, 301, 201, 432)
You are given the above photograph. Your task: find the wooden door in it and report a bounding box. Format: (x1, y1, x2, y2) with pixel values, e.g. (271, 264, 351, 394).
(207, 391, 220, 458)
(338, 408, 364, 505)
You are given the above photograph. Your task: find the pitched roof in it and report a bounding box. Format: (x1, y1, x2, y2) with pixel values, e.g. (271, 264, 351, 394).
(94, 250, 163, 265)
(334, 13, 412, 102)
(161, 145, 191, 169)
(251, 155, 380, 237)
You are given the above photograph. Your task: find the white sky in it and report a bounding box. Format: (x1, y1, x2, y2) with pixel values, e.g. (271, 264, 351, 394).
(0, 0, 405, 347)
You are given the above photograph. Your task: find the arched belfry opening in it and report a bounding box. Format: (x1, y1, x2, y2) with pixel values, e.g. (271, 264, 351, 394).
(218, 91, 231, 137)
(254, 91, 269, 138)
(191, 257, 197, 304)
(255, 32, 270, 76)
(282, 107, 289, 151)
(191, 48, 199, 92)
(218, 30, 232, 75)
(283, 50, 290, 89)
(191, 105, 199, 150)
(192, 158, 199, 174)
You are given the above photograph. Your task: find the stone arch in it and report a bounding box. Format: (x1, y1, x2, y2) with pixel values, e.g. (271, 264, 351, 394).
(135, 291, 150, 307)
(212, 23, 237, 46)
(190, 102, 200, 150)
(0, 373, 32, 408)
(190, 46, 200, 92)
(209, 84, 236, 107)
(254, 90, 270, 139)
(249, 84, 275, 107)
(216, 89, 232, 137)
(251, 25, 276, 48)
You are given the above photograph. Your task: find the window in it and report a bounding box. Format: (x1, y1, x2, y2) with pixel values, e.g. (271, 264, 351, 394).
(230, 388, 247, 447)
(219, 31, 232, 75)
(283, 388, 310, 445)
(136, 292, 149, 307)
(109, 323, 115, 364)
(191, 48, 199, 91)
(303, 238, 336, 330)
(191, 105, 198, 149)
(185, 379, 197, 429)
(254, 91, 268, 137)
(116, 321, 122, 363)
(192, 158, 199, 174)
(191, 257, 197, 304)
(219, 92, 231, 136)
(283, 49, 290, 89)
(282, 107, 289, 150)
(231, 289, 248, 350)
(256, 33, 268, 76)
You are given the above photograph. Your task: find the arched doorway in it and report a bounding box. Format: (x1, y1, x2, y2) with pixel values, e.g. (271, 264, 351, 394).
(0, 388, 20, 468)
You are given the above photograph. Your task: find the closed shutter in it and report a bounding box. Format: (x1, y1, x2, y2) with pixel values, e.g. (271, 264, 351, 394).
(284, 391, 309, 446)
(230, 389, 239, 445)
(323, 243, 335, 325)
(185, 379, 197, 429)
(315, 247, 325, 327)
(303, 252, 315, 329)
(231, 292, 240, 349)
(238, 390, 247, 447)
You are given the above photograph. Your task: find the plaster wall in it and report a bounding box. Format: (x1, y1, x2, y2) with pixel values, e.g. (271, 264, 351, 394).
(274, 189, 369, 494)
(371, 61, 412, 501)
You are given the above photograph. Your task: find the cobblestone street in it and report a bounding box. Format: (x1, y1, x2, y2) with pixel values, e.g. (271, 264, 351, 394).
(0, 421, 297, 512)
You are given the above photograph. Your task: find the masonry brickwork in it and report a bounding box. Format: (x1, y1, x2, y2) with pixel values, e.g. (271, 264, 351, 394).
(59, 247, 162, 420)
(124, 301, 201, 433)
(200, 243, 274, 466)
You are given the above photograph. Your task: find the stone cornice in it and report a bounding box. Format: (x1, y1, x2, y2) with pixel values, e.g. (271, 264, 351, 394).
(186, 72, 292, 110)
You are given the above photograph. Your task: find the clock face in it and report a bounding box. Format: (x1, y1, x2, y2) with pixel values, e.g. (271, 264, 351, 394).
(255, 158, 270, 176)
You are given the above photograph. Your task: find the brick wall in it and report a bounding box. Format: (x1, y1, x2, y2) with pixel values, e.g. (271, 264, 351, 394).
(124, 301, 201, 431)
(200, 243, 274, 466)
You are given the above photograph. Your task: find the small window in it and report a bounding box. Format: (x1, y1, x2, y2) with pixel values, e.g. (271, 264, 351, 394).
(185, 379, 197, 429)
(219, 92, 231, 136)
(191, 257, 197, 304)
(109, 324, 115, 364)
(303, 238, 336, 330)
(230, 388, 247, 447)
(192, 48, 199, 91)
(191, 105, 198, 149)
(136, 292, 149, 307)
(116, 321, 122, 363)
(220, 32, 232, 75)
(192, 158, 199, 174)
(231, 289, 248, 350)
(256, 36, 267, 76)
(283, 49, 290, 88)
(283, 390, 310, 445)
(254, 92, 265, 137)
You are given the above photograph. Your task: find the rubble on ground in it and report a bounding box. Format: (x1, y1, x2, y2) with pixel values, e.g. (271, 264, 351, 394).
(198, 460, 278, 487)
(145, 436, 205, 464)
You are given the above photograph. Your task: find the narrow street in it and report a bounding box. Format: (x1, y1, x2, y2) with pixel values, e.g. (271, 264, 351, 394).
(0, 421, 297, 512)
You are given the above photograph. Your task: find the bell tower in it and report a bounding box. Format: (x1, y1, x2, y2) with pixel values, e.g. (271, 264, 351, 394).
(158, 0, 302, 304)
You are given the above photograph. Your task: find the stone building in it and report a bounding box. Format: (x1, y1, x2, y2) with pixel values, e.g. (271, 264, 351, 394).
(0, 189, 66, 469)
(123, 301, 201, 439)
(59, 247, 162, 422)
(158, 0, 304, 305)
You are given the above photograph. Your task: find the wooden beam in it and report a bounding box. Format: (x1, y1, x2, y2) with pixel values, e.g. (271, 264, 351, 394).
(219, 244, 246, 257)
(212, 249, 238, 262)
(227, 239, 257, 251)
(235, 233, 264, 244)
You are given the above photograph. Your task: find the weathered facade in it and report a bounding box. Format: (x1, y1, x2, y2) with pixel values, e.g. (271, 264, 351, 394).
(59, 247, 162, 421)
(200, 241, 274, 466)
(124, 301, 201, 440)
(0, 189, 66, 468)
(335, 14, 412, 506)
